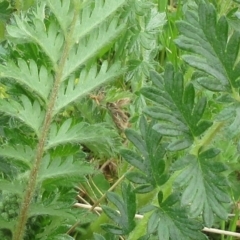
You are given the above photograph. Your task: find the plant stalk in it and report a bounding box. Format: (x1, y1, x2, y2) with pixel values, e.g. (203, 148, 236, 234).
(12, 6, 79, 240)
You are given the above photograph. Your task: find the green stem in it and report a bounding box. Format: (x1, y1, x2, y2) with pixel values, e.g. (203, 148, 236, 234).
(12, 6, 79, 240)
(226, 206, 239, 240)
(190, 122, 225, 156)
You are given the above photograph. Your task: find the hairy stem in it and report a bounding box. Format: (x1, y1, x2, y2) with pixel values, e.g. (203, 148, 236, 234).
(12, 7, 79, 240)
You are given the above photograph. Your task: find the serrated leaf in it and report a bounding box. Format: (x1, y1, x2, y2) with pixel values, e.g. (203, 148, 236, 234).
(142, 64, 211, 150)
(215, 104, 236, 121)
(135, 184, 155, 194)
(167, 139, 192, 151)
(7, 8, 64, 66)
(148, 211, 159, 234)
(120, 149, 146, 172)
(175, 1, 240, 92)
(125, 172, 148, 184)
(192, 97, 207, 124)
(103, 183, 136, 235)
(183, 83, 195, 112)
(199, 148, 221, 159)
(153, 123, 186, 136)
(194, 120, 213, 136)
(101, 206, 121, 225)
(62, 19, 126, 80)
(157, 209, 206, 240)
(55, 61, 123, 114)
(47, 120, 120, 156)
(124, 128, 148, 158)
(150, 70, 164, 89)
(46, 0, 74, 36)
(172, 154, 230, 226)
(37, 155, 93, 186)
(73, 0, 127, 42)
(29, 203, 76, 221)
(0, 144, 34, 168)
(197, 77, 228, 92)
(101, 224, 124, 235)
(0, 60, 53, 102)
(0, 96, 44, 135)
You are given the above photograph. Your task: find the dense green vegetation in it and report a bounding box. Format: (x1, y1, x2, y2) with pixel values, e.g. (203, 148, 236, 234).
(0, 0, 240, 239)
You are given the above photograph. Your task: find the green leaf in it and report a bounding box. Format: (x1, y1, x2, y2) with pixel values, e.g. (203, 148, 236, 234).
(120, 149, 146, 172)
(47, 0, 127, 43)
(7, 6, 64, 66)
(175, 1, 240, 92)
(199, 148, 221, 159)
(124, 128, 148, 158)
(142, 64, 211, 151)
(183, 83, 195, 112)
(47, 120, 120, 156)
(172, 154, 230, 227)
(156, 208, 206, 240)
(55, 61, 123, 114)
(0, 96, 44, 135)
(145, 192, 206, 240)
(0, 144, 34, 168)
(37, 155, 93, 186)
(0, 60, 53, 102)
(46, 0, 74, 37)
(29, 203, 76, 222)
(194, 120, 213, 136)
(147, 211, 159, 234)
(167, 139, 192, 151)
(72, 0, 127, 42)
(0, 180, 25, 195)
(93, 233, 106, 240)
(153, 123, 186, 136)
(125, 172, 149, 184)
(62, 20, 126, 80)
(197, 77, 228, 92)
(101, 224, 124, 235)
(102, 183, 136, 235)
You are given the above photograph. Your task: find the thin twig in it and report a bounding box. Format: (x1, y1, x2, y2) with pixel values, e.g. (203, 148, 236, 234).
(75, 203, 240, 238)
(90, 166, 134, 211)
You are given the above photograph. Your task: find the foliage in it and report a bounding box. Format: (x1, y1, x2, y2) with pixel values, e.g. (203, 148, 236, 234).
(0, 0, 240, 240)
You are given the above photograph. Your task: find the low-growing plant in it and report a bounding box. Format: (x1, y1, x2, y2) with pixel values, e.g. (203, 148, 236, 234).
(1, 0, 240, 240)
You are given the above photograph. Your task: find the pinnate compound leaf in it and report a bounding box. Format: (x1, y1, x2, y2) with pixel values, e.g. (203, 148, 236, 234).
(55, 61, 123, 114)
(124, 128, 148, 158)
(175, 0, 240, 91)
(102, 183, 136, 235)
(74, 0, 126, 42)
(0, 60, 53, 102)
(0, 144, 34, 168)
(144, 192, 206, 240)
(172, 154, 230, 227)
(7, 5, 64, 66)
(62, 19, 126, 80)
(0, 96, 44, 135)
(121, 119, 166, 192)
(156, 207, 206, 240)
(29, 203, 77, 222)
(47, 119, 120, 156)
(120, 149, 146, 172)
(142, 65, 212, 151)
(37, 155, 93, 186)
(46, 0, 74, 36)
